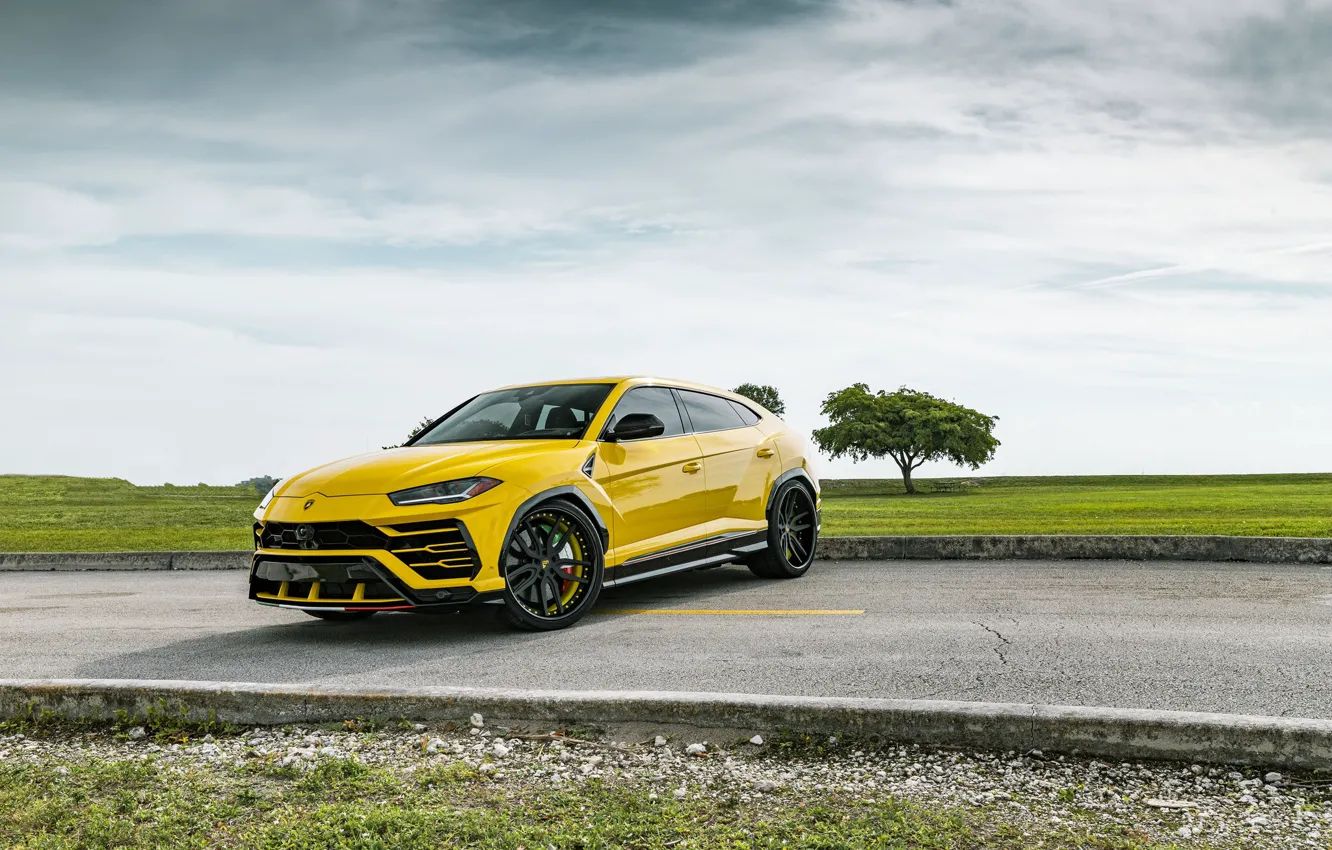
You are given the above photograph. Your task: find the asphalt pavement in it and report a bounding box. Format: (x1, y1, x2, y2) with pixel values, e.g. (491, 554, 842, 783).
(1, 560, 1329, 718)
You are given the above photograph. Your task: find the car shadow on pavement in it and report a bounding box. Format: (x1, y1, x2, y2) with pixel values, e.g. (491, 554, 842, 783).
(71, 565, 776, 684)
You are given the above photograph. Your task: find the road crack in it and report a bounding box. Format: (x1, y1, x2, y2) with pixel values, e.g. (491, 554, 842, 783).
(973, 621, 1012, 665)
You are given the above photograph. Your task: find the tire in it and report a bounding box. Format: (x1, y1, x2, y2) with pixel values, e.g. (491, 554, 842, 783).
(499, 499, 604, 631)
(748, 480, 819, 579)
(303, 610, 377, 622)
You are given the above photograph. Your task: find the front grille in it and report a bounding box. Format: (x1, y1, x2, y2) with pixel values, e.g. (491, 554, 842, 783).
(256, 520, 387, 551)
(255, 518, 481, 581)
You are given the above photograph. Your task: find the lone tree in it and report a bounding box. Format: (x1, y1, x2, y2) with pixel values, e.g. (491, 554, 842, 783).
(812, 385, 999, 494)
(732, 383, 786, 416)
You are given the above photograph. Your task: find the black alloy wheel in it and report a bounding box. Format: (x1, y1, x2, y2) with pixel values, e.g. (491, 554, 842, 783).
(304, 610, 377, 622)
(500, 500, 604, 631)
(748, 481, 819, 579)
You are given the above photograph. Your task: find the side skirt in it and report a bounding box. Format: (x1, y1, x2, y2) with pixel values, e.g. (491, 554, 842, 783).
(604, 530, 767, 588)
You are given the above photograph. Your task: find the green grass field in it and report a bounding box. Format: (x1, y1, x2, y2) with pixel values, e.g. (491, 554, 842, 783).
(821, 473, 1332, 538)
(2, 472, 1331, 552)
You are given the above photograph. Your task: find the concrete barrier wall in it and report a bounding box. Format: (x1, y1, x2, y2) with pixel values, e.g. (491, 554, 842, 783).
(3, 534, 1331, 572)
(4, 679, 1331, 770)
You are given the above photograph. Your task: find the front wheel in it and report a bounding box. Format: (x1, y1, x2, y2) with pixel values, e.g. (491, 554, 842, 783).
(748, 481, 819, 579)
(499, 500, 604, 631)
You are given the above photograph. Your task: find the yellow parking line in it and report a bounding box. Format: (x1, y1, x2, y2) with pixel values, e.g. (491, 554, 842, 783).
(594, 608, 864, 616)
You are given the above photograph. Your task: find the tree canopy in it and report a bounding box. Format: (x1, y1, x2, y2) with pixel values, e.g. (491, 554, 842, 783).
(731, 383, 786, 416)
(812, 385, 999, 494)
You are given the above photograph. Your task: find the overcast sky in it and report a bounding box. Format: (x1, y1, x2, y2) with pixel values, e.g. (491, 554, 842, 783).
(2, 0, 1330, 485)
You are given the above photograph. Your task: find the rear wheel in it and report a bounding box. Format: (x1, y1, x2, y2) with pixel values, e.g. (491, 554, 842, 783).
(748, 481, 818, 579)
(499, 500, 604, 631)
(303, 610, 376, 622)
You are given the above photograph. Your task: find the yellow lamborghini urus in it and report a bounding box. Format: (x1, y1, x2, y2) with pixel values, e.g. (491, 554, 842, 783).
(249, 377, 821, 630)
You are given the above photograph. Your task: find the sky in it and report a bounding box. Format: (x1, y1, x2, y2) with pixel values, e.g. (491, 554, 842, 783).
(2, 0, 1330, 485)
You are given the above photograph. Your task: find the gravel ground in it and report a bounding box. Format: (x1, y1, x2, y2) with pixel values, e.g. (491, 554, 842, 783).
(3, 720, 1331, 849)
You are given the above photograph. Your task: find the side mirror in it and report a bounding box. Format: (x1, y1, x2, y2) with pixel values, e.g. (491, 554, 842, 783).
(605, 413, 666, 442)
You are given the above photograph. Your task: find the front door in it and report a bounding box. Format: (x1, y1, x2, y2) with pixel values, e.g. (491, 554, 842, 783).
(594, 386, 707, 565)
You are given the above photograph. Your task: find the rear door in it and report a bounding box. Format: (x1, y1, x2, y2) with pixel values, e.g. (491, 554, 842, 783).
(675, 390, 780, 535)
(594, 387, 708, 564)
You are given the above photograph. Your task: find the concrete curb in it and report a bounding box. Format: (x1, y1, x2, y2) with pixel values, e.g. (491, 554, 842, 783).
(3, 679, 1330, 770)
(4, 534, 1332, 571)
(0, 551, 246, 571)
(817, 535, 1332, 564)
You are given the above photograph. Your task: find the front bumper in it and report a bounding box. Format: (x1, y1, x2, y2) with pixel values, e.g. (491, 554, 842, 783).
(249, 489, 524, 612)
(249, 553, 502, 611)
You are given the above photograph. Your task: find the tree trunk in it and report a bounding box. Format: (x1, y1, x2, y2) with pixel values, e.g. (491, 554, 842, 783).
(899, 463, 916, 495)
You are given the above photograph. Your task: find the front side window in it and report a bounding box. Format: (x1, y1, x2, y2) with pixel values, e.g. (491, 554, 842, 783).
(603, 386, 685, 438)
(412, 383, 615, 444)
(678, 390, 746, 433)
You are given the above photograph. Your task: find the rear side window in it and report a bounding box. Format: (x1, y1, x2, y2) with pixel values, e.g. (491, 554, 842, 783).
(604, 387, 685, 438)
(729, 400, 762, 425)
(678, 390, 746, 433)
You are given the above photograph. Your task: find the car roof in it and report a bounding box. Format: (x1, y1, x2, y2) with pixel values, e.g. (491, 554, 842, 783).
(492, 376, 740, 397)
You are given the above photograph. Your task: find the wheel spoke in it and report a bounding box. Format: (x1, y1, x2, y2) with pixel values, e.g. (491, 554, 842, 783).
(555, 568, 589, 584)
(553, 558, 591, 568)
(789, 533, 808, 562)
(545, 575, 565, 614)
(512, 572, 541, 595)
(539, 574, 554, 613)
(513, 528, 543, 561)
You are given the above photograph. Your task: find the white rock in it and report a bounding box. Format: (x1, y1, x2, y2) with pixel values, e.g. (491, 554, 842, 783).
(749, 735, 764, 746)
(492, 742, 510, 758)
(753, 779, 780, 793)
(654, 736, 667, 747)
(128, 727, 147, 741)
(1176, 826, 1192, 839)
(673, 787, 687, 799)
(412, 723, 428, 733)
(469, 713, 484, 729)
(425, 738, 446, 754)
(478, 763, 497, 774)
(685, 743, 707, 756)
(1263, 771, 1283, 784)
(54, 766, 69, 775)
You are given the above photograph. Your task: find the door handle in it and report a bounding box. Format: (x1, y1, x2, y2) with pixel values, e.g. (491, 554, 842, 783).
(682, 462, 702, 474)
(756, 448, 775, 458)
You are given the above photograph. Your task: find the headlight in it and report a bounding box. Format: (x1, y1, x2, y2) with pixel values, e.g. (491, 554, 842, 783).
(388, 477, 501, 506)
(257, 481, 281, 511)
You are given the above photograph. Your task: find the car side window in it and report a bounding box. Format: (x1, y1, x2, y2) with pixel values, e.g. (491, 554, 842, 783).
(678, 390, 746, 433)
(604, 387, 685, 438)
(729, 400, 762, 425)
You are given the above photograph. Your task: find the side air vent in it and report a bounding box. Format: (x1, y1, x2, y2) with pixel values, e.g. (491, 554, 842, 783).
(581, 452, 596, 478)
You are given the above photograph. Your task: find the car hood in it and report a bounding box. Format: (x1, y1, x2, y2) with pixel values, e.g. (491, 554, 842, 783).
(278, 441, 580, 498)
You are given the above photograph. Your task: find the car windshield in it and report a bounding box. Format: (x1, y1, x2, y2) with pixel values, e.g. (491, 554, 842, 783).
(411, 383, 616, 444)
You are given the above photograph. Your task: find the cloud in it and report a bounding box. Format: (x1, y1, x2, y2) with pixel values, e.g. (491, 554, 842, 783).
(2, 0, 1331, 483)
